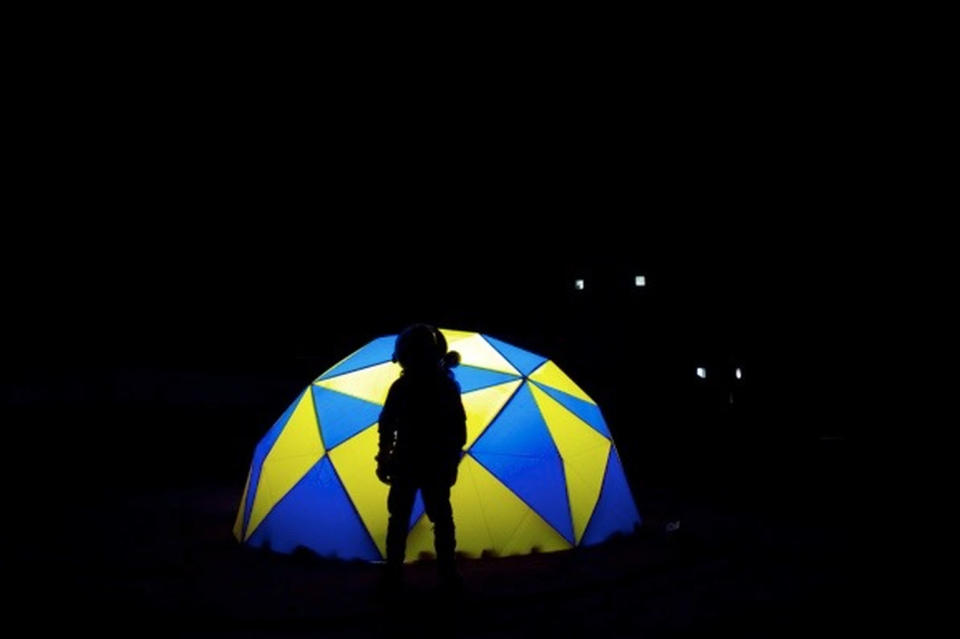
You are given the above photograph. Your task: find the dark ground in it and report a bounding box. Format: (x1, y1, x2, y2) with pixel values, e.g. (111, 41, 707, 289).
(8, 434, 857, 637)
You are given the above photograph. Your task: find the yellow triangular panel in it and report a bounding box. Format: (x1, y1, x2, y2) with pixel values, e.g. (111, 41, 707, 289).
(404, 515, 438, 562)
(529, 383, 610, 543)
(327, 424, 389, 559)
(233, 466, 252, 542)
(439, 328, 477, 345)
(446, 334, 519, 375)
(245, 391, 326, 540)
(414, 455, 497, 560)
(529, 360, 595, 404)
(467, 455, 567, 555)
(462, 379, 523, 449)
(262, 389, 326, 462)
(314, 361, 402, 406)
(501, 508, 573, 556)
(563, 458, 607, 545)
(243, 477, 280, 541)
(529, 383, 610, 453)
(244, 474, 275, 542)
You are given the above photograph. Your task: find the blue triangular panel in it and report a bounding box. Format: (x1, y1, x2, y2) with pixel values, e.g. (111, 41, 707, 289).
(471, 383, 549, 455)
(244, 389, 304, 537)
(471, 383, 574, 543)
(451, 365, 520, 393)
(472, 451, 574, 544)
(317, 335, 397, 381)
(581, 447, 642, 546)
(482, 335, 548, 376)
(311, 386, 382, 449)
(247, 457, 381, 560)
(409, 490, 425, 531)
(530, 381, 611, 438)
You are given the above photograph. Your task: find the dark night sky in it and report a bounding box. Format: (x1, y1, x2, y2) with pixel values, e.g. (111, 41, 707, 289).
(5, 219, 866, 507)
(3, 27, 880, 530)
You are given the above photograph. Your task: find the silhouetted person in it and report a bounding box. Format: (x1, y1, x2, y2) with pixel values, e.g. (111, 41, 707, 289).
(376, 324, 467, 594)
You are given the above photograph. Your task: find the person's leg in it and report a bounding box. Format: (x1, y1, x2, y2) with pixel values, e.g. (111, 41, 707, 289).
(385, 479, 417, 581)
(421, 479, 460, 583)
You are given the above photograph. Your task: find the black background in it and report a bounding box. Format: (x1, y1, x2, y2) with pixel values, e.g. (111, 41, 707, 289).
(1, 18, 880, 632)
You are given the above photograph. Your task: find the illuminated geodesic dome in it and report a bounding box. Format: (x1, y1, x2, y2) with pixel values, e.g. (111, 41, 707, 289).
(234, 329, 641, 561)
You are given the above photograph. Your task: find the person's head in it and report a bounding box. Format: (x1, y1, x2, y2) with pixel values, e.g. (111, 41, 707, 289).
(393, 324, 446, 373)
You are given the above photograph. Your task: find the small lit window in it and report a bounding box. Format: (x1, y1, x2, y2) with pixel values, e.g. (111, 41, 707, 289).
(635, 275, 646, 287)
(735, 368, 742, 380)
(575, 279, 585, 290)
(696, 367, 706, 379)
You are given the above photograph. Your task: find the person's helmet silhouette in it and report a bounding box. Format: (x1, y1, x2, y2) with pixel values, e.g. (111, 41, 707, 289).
(376, 324, 467, 594)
